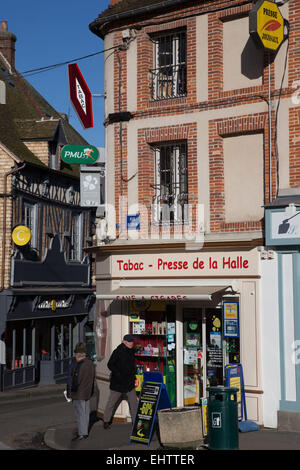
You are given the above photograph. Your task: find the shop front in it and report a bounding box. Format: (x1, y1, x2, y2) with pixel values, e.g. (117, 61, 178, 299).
(0, 235, 95, 391)
(94, 243, 262, 424)
(0, 288, 95, 390)
(265, 195, 300, 430)
(127, 301, 240, 408)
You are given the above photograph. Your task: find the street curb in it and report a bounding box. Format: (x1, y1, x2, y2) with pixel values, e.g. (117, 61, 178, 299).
(0, 441, 13, 450)
(44, 429, 68, 451)
(0, 386, 65, 403)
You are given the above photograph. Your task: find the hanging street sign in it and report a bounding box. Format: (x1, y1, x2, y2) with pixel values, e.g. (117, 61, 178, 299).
(61, 145, 99, 164)
(12, 225, 31, 246)
(249, 0, 285, 52)
(68, 63, 94, 129)
(80, 170, 102, 207)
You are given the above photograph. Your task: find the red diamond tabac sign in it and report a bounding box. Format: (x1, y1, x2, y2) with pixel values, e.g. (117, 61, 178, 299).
(68, 63, 93, 129)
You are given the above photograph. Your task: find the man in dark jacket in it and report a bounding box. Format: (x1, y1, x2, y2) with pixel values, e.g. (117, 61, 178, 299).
(103, 334, 137, 429)
(70, 342, 95, 441)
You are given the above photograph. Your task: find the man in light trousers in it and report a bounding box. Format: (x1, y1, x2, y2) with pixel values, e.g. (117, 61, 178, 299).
(70, 342, 95, 441)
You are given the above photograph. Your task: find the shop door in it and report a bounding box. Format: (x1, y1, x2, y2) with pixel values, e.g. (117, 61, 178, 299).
(183, 308, 204, 406)
(205, 308, 224, 387)
(183, 307, 238, 405)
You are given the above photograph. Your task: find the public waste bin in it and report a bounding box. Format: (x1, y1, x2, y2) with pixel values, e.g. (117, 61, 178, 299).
(207, 386, 239, 450)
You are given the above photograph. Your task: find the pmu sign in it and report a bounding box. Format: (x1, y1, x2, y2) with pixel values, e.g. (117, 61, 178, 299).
(68, 63, 93, 129)
(249, 0, 285, 52)
(61, 145, 99, 164)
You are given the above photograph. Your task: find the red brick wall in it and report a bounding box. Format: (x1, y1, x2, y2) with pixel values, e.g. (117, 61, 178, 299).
(113, 32, 128, 237)
(106, 0, 300, 235)
(290, 107, 300, 187)
(288, 0, 300, 188)
(136, 17, 197, 112)
(137, 123, 198, 236)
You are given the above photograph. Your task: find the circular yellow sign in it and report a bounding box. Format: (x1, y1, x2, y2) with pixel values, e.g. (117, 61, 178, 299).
(250, 0, 285, 52)
(12, 225, 32, 246)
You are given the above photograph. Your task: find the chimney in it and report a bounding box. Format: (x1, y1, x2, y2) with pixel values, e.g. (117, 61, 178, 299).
(110, 0, 122, 4)
(0, 21, 17, 69)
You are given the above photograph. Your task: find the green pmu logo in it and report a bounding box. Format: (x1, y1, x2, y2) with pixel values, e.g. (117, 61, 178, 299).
(61, 145, 99, 164)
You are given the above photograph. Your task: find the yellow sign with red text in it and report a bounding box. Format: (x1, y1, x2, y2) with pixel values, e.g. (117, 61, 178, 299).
(249, 0, 285, 52)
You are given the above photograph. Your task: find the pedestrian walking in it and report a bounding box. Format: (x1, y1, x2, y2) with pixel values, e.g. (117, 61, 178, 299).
(103, 334, 137, 429)
(70, 342, 95, 441)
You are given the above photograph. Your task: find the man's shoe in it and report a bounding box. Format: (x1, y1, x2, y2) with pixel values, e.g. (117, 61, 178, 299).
(103, 422, 110, 429)
(72, 435, 87, 441)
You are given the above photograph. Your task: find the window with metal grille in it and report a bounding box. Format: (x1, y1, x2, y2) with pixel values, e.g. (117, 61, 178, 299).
(151, 31, 187, 100)
(151, 142, 188, 224)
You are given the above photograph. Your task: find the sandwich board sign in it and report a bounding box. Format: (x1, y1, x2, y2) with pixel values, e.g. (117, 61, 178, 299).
(68, 63, 93, 129)
(225, 363, 244, 420)
(130, 372, 172, 447)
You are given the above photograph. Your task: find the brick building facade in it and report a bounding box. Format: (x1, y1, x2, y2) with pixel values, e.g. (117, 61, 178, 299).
(89, 0, 300, 429)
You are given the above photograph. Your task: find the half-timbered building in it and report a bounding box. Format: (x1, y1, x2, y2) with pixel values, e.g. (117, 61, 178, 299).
(0, 21, 95, 390)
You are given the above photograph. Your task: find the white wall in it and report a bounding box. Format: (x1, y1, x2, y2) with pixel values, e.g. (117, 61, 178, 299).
(260, 253, 280, 428)
(224, 133, 264, 222)
(223, 16, 263, 90)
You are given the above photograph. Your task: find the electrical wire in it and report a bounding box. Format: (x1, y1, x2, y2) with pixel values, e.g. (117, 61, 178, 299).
(11, 44, 121, 78)
(10, 0, 252, 79)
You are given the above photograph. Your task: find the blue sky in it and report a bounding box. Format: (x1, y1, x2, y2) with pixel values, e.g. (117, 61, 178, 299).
(1, 0, 110, 148)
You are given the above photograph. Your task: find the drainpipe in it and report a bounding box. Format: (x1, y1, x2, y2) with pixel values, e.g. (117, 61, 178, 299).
(1, 163, 26, 291)
(268, 51, 273, 203)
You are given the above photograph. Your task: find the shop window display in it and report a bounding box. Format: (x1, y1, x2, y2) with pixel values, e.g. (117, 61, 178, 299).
(4, 321, 35, 370)
(129, 302, 176, 406)
(183, 310, 203, 405)
(85, 322, 96, 363)
(183, 308, 240, 406)
(206, 309, 224, 387)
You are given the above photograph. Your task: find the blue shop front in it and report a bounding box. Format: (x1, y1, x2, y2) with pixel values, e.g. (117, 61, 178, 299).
(265, 190, 300, 430)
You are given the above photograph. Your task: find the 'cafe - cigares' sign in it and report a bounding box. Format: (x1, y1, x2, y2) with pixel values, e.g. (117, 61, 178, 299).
(249, 0, 285, 52)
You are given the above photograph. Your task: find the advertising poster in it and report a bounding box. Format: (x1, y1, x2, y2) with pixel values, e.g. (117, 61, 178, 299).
(223, 301, 239, 337)
(130, 381, 162, 446)
(225, 363, 244, 419)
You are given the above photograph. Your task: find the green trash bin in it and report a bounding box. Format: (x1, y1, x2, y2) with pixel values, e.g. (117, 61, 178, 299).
(207, 386, 239, 450)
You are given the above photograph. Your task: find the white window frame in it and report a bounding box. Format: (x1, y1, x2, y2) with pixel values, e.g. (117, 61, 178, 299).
(153, 143, 187, 225)
(23, 201, 37, 248)
(49, 142, 62, 170)
(70, 213, 83, 261)
(152, 31, 186, 100)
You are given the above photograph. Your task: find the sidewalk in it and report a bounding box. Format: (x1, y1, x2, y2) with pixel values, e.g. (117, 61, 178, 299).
(2, 385, 300, 450)
(44, 420, 300, 451)
(0, 383, 66, 451)
(0, 383, 65, 403)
